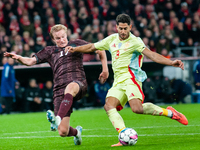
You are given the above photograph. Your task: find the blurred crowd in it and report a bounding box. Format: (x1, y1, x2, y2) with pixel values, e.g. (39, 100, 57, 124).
(0, 0, 200, 66)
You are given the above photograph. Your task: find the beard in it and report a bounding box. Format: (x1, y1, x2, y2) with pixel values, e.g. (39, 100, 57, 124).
(119, 33, 129, 40)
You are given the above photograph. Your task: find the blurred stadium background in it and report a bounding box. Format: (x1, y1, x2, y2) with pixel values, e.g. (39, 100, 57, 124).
(0, 0, 199, 112)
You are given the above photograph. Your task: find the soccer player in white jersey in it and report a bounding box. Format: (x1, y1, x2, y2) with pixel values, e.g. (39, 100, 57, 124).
(66, 14, 188, 146)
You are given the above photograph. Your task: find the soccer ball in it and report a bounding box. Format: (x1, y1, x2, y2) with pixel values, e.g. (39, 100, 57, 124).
(118, 128, 138, 146)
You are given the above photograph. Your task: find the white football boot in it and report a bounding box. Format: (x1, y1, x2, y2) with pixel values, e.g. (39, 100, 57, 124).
(47, 110, 61, 131)
(74, 126, 83, 145)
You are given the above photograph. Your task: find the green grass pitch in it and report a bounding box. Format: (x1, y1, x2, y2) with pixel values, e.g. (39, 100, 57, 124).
(1, 104, 200, 150)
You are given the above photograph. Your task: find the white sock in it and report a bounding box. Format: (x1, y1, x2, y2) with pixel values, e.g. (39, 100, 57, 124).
(55, 116, 61, 126)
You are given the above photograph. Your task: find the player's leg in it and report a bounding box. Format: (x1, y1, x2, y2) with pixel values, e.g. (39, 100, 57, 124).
(47, 82, 79, 131)
(104, 97, 126, 133)
(127, 79, 188, 125)
(129, 100, 188, 125)
(104, 83, 130, 147)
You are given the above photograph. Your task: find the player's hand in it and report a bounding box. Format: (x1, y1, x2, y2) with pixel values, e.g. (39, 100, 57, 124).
(99, 71, 109, 84)
(65, 46, 75, 53)
(172, 60, 184, 70)
(4, 52, 20, 60)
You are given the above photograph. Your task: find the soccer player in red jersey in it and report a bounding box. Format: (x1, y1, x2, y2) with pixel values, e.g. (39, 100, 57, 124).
(4, 24, 109, 145)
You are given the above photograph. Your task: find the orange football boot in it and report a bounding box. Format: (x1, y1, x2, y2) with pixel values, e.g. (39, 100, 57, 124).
(166, 106, 188, 125)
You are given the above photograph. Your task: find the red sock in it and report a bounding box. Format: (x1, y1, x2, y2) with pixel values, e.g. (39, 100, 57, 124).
(57, 93, 73, 119)
(67, 126, 77, 137)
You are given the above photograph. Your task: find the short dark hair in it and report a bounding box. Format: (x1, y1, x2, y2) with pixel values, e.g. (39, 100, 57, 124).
(116, 14, 131, 25)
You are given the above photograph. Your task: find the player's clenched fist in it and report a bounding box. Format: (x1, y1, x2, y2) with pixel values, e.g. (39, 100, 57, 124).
(65, 46, 75, 53)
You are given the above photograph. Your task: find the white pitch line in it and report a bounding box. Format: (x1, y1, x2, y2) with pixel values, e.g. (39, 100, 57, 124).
(1, 133, 200, 139)
(1, 124, 199, 135)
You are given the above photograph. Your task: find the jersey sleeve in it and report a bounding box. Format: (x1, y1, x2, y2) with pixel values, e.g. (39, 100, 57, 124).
(33, 47, 51, 64)
(94, 35, 113, 51)
(136, 37, 146, 53)
(73, 39, 89, 46)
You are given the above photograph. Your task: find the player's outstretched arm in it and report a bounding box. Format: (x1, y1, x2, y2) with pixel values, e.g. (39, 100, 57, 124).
(96, 50, 109, 83)
(66, 43, 97, 53)
(4, 52, 37, 66)
(142, 47, 184, 70)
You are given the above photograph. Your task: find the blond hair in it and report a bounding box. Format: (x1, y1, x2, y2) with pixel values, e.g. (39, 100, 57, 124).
(49, 24, 68, 39)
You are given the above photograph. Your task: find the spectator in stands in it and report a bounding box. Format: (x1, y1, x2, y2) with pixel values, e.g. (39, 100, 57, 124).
(77, 6, 92, 30)
(193, 60, 200, 92)
(12, 35, 23, 54)
(9, 30, 18, 44)
(179, 2, 190, 22)
(190, 14, 200, 43)
(33, 15, 43, 30)
(172, 0, 181, 14)
(158, 76, 174, 103)
(42, 80, 54, 111)
(24, 78, 42, 112)
(184, 17, 192, 37)
(91, 6, 104, 26)
(47, 17, 55, 33)
(20, 15, 34, 37)
(1, 56, 8, 66)
(34, 36, 46, 53)
(163, 1, 173, 21)
(9, 15, 20, 34)
(171, 78, 192, 104)
(81, 25, 93, 42)
(2, 1, 14, 28)
(107, 0, 122, 21)
(156, 35, 170, 54)
(174, 22, 188, 46)
(21, 43, 34, 57)
(0, 46, 8, 65)
(94, 79, 110, 106)
(13, 82, 25, 112)
(143, 77, 157, 103)
(162, 25, 176, 42)
(148, 18, 158, 32)
(151, 25, 160, 42)
(160, 48, 172, 59)
(22, 31, 31, 44)
(0, 29, 6, 46)
(0, 57, 17, 114)
(27, 0, 38, 22)
(11, 45, 21, 56)
(149, 39, 156, 52)
(2, 35, 11, 52)
(0, 2, 5, 27)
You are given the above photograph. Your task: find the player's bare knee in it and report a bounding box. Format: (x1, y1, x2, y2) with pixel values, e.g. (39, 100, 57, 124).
(104, 103, 109, 112)
(131, 106, 143, 114)
(58, 127, 69, 137)
(64, 82, 79, 96)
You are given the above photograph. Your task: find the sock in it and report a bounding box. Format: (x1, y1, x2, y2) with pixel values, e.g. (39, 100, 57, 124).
(107, 108, 126, 133)
(57, 93, 73, 119)
(67, 126, 77, 137)
(162, 108, 173, 118)
(55, 116, 61, 126)
(142, 102, 173, 118)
